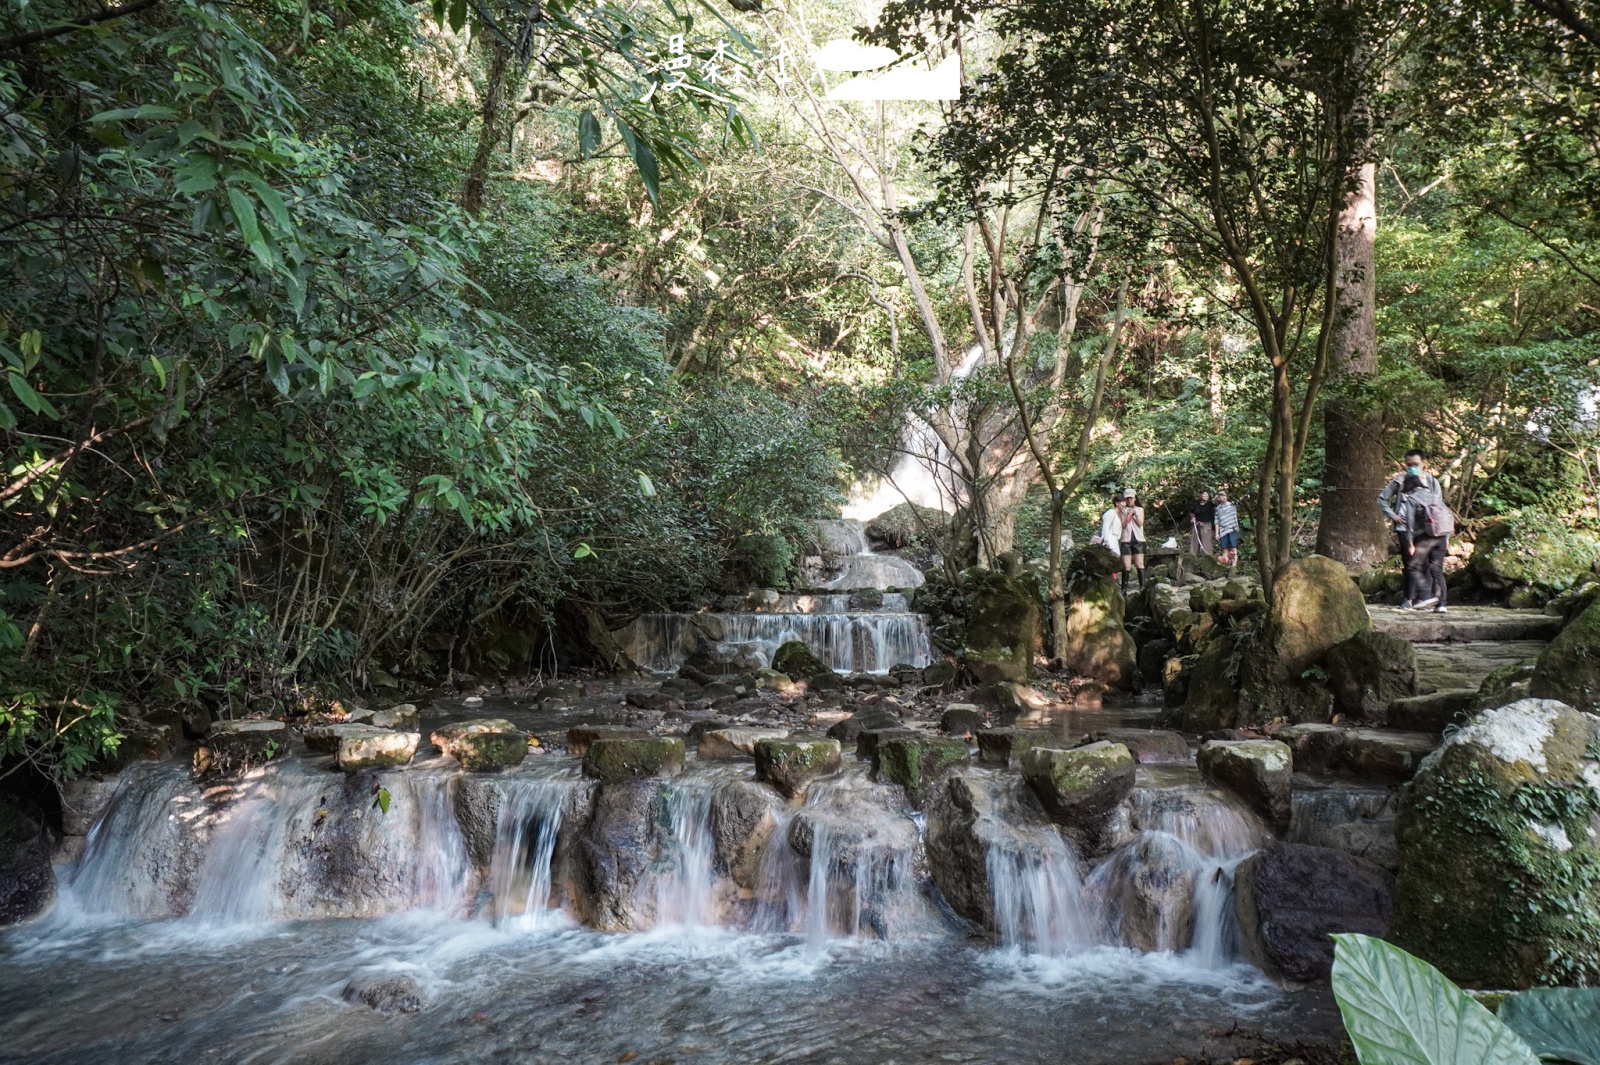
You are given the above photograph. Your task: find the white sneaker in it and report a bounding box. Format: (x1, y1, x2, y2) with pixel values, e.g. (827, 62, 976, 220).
(1413, 597, 1440, 610)
(1433, 605, 1448, 614)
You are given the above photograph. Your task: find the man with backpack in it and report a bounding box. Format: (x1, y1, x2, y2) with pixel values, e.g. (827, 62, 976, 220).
(1380, 454, 1454, 612)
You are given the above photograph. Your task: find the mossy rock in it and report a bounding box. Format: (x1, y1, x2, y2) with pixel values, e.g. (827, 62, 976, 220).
(872, 734, 969, 804)
(1020, 741, 1136, 831)
(203, 720, 288, 774)
(432, 719, 528, 771)
(961, 568, 1043, 682)
(772, 641, 827, 679)
(1531, 598, 1600, 711)
(1471, 514, 1600, 594)
(1190, 584, 1225, 615)
(1063, 573, 1136, 690)
(1390, 698, 1600, 988)
(1323, 630, 1419, 720)
(582, 737, 685, 784)
(1180, 640, 1244, 733)
(1267, 555, 1370, 682)
(1474, 661, 1537, 712)
(754, 737, 842, 799)
(1197, 739, 1293, 827)
(974, 727, 1052, 766)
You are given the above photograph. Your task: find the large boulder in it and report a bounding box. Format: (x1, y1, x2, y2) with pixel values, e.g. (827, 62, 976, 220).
(1234, 842, 1395, 984)
(872, 734, 969, 804)
(1197, 740, 1293, 828)
(1474, 661, 1536, 713)
(772, 641, 828, 680)
(0, 803, 53, 925)
(1323, 630, 1419, 720)
(1390, 698, 1600, 987)
(1531, 598, 1600, 710)
(1063, 572, 1136, 690)
(710, 781, 786, 888)
(754, 737, 842, 800)
(1471, 515, 1600, 597)
(1267, 555, 1370, 681)
(431, 719, 528, 771)
(582, 738, 685, 784)
(1020, 742, 1136, 844)
(923, 771, 1062, 932)
(961, 569, 1042, 683)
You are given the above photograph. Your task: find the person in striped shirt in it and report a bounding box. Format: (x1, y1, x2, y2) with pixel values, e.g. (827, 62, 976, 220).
(1214, 490, 1241, 566)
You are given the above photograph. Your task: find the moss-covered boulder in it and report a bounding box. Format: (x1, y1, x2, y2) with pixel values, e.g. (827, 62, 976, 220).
(697, 726, 788, 760)
(1323, 630, 1419, 720)
(1471, 513, 1600, 597)
(1531, 598, 1600, 711)
(1180, 641, 1244, 733)
(303, 723, 419, 770)
(1020, 741, 1136, 836)
(961, 568, 1042, 683)
(1268, 555, 1370, 681)
(825, 707, 901, 748)
(582, 737, 685, 784)
(432, 719, 528, 771)
(771, 640, 828, 679)
(1474, 661, 1537, 712)
(1390, 698, 1600, 987)
(872, 734, 969, 804)
(974, 727, 1053, 766)
(1063, 572, 1136, 690)
(939, 704, 985, 736)
(754, 737, 842, 799)
(566, 724, 650, 757)
(203, 720, 289, 773)
(1386, 689, 1477, 733)
(1197, 739, 1293, 828)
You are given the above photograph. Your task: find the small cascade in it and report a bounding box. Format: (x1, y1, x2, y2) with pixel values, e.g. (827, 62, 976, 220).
(985, 826, 1093, 954)
(485, 767, 582, 927)
(619, 610, 931, 675)
(652, 782, 718, 928)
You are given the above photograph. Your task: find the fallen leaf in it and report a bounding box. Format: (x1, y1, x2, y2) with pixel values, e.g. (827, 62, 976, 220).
(618, 1053, 640, 1063)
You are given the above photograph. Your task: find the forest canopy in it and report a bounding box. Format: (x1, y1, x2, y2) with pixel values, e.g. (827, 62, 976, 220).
(4, 0, 1599, 779)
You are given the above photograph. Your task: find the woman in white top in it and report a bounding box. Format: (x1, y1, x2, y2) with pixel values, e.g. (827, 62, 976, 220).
(1092, 491, 1125, 569)
(1118, 487, 1146, 592)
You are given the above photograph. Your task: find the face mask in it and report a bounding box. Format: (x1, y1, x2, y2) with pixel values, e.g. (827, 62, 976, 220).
(1407, 465, 1421, 476)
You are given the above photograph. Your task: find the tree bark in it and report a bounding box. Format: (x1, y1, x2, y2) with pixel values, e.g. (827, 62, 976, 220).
(1315, 160, 1390, 570)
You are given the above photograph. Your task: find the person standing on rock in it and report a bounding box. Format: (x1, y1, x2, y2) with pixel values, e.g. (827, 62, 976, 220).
(1399, 472, 1451, 613)
(1213, 490, 1241, 566)
(1119, 488, 1147, 593)
(1377, 449, 1441, 563)
(1189, 490, 1217, 557)
(1091, 490, 1125, 572)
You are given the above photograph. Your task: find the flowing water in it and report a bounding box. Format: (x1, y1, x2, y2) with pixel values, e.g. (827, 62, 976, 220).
(0, 754, 1344, 1064)
(620, 610, 932, 675)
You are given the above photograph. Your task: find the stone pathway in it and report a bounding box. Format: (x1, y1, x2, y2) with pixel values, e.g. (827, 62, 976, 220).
(1368, 605, 1551, 697)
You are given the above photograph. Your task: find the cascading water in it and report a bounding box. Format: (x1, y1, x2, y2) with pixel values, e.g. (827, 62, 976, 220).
(485, 767, 581, 927)
(985, 826, 1094, 954)
(652, 781, 719, 928)
(620, 610, 932, 675)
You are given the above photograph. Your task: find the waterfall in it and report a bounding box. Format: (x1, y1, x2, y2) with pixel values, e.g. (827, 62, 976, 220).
(619, 611, 931, 675)
(986, 828, 1093, 954)
(486, 769, 581, 928)
(653, 782, 718, 928)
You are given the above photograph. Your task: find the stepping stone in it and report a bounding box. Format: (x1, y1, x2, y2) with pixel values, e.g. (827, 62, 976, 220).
(204, 720, 288, 773)
(1091, 727, 1189, 764)
(1338, 729, 1438, 783)
(304, 723, 419, 770)
(697, 726, 788, 759)
(1384, 689, 1476, 733)
(1198, 739, 1293, 827)
(432, 719, 528, 771)
(974, 727, 1052, 766)
(1413, 641, 1547, 693)
(582, 737, 685, 783)
(566, 724, 650, 756)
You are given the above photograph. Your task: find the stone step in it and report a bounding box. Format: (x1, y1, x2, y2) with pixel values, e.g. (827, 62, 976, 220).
(1367, 605, 1562, 644)
(1412, 640, 1546, 694)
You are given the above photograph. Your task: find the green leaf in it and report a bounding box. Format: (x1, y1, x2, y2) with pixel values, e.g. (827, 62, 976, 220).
(579, 110, 602, 158)
(573, 543, 593, 558)
(1499, 989, 1600, 1065)
(448, 0, 467, 32)
(374, 787, 391, 814)
(616, 121, 661, 204)
(1331, 935, 1540, 1065)
(225, 186, 272, 267)
(636, 471, 656, 497)
(239, 172, 293, 234)
(7, 371, 58, 419)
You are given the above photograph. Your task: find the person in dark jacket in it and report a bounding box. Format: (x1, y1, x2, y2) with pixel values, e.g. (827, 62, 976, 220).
(1189, 490, 1217, 557)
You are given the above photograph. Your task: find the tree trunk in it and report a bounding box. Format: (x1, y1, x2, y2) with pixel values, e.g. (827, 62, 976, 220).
(463, 36, 511, 217)
(1315, 160, 1390, 570)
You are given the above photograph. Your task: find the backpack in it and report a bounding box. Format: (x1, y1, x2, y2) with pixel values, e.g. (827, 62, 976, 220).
(1420, 498, 1456, 538)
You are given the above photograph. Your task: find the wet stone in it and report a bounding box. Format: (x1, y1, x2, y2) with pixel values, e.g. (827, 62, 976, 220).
(304, 723, 419, 770)
(754, 737, 842, 800)
(566, 724, 650, 757)
(368, 703, 419, 731)
(1276, 723, 1349, 775)
(872, 734, 969, 804)
(582, 737, 685, 784)
(856, 726, 921, 762)
(342, 973, 428, 1014)
(940, 704, 984, 736)
(431, 719, 528, 772)
(1197, 740, 1293, 828)
(974, 727, 1052, 767)
(1091, 728, 1189, 765)
(1338, 729, 1437, 783)
(1020, 742, 1136, 834)
(697, 727, 788, 760)
(204, 720, 288, 773)
(1384, 690, 1476, 734)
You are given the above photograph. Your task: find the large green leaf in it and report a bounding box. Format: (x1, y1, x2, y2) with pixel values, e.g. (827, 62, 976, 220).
(1331, 935, 1541, 1065)
(1499, 989, 1600, 1065)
